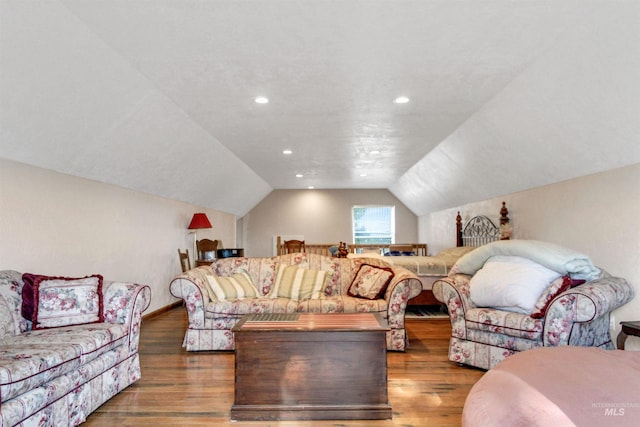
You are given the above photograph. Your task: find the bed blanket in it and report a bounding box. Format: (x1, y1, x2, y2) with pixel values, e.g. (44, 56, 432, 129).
(450, 240, 601, 281)
(349, 247, 476, 276)
(462, 347, 640, 426)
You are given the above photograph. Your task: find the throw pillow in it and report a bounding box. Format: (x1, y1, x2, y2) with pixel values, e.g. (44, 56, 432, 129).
(530, 276, 587, 319)
(469, 256, 561, 314)
(530, 276, 572, 319)
(268, 264, 327, 300)
(28, 274, 104, 329)
(205, 271, 258, 301)
(21, 272, 39, 321)
(347, 263, 394, 300)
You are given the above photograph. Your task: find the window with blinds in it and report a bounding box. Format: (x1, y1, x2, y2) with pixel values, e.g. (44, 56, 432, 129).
(352, 205, 395, 244)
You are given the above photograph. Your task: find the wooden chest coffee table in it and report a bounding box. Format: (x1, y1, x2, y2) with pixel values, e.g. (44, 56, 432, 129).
(230, 312, 391, 421)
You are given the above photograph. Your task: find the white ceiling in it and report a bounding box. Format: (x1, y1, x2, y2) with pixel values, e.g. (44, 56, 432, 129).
(1, 0, 639, 217)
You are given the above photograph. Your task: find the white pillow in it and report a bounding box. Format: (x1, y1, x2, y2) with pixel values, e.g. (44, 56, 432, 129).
(470, 256, 561, 314)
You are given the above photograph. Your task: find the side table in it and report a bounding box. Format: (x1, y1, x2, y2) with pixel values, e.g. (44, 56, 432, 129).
(616, 321, 640, 350)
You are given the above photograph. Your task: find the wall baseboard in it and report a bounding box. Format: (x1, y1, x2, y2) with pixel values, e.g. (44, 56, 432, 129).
(143, 300, 182, 320)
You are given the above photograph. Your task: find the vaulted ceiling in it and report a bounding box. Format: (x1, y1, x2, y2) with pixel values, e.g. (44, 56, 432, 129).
(1, 1, 638, 217)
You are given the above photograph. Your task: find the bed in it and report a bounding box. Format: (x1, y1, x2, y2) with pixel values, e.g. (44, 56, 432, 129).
(350, 202, 511, 305)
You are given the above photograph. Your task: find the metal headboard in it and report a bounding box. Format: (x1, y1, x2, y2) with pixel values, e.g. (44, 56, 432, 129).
(456, 201, 510, 247)
(461, 216, 500, 247)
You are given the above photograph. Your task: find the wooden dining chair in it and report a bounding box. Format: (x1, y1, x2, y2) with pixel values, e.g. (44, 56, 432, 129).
(283, 239, 305, 254)
(177, 249, 191, 273)
(196, 238, 218, 261)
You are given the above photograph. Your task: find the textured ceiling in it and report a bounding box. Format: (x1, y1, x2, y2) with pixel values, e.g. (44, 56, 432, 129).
(1, 0, 639, 216)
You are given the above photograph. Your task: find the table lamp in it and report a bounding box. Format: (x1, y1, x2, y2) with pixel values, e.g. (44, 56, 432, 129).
(188, 213, 212, 262)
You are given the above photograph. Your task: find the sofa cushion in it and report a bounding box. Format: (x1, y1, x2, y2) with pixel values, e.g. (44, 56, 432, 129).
(470, 256, 561, 314)
(22, 274, 104, 329)
(205, 271, 258, 300)
(0, 322, 128, 403)
(296, 296, 387, 314)
(347, 264, 394, 300)
(204, 296, 387, 317)
(205, 297, 302, 316)
(268, 264, 327, 300)
(465, 308, 544, 340)
(0, 343, 82, 404)
(19, 322, 128, 363)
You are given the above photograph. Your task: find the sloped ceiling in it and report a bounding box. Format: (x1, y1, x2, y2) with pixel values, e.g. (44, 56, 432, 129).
(1, 0, 638, 217)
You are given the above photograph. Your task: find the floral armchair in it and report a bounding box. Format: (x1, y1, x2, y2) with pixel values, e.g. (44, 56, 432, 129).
(433, 240, 635, 370)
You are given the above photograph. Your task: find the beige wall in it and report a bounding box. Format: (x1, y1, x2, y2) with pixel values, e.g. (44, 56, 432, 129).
(4, 155, 637, 339)
(420, 163, 640, 338)
(0, 158, 236, 314)
(240, 189, 419, 257)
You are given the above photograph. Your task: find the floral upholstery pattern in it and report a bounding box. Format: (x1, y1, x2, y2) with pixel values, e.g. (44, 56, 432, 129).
(170, 253, 422, 351)
(0, 271, 28, 338)
(347, 264, 394, 299)
(465, 308, 543, 340)
(29, 275, 104, 329)
(434, 271, 635, 370)
(0, 270, 151, 427)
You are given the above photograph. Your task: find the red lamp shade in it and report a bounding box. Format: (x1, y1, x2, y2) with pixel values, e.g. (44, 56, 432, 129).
(188, 213, 212, 230)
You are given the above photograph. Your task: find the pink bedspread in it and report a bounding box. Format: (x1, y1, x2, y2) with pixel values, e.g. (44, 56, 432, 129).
(462, 346, 640, 427)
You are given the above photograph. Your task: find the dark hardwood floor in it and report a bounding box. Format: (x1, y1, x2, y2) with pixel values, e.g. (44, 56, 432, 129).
(84, 308, 485, 426)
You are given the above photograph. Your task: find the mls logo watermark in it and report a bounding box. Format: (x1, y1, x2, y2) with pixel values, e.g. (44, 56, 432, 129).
(604, 407, 625, 417)
(593, 402, 639, 417)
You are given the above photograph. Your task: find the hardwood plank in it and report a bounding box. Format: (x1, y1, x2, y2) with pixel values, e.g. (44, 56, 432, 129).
(84, 308, 485, 427)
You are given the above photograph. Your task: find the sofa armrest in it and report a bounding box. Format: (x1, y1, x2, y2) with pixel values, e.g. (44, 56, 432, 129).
(103, 281, 151, 354)
(169, 267, 214, 330)
(384, 266, 422, 328)
(433, 274, 474, 339)
(543, 275, 635, 346)
(547, 275, 634, 322)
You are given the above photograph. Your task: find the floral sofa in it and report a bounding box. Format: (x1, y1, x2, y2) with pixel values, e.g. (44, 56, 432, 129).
(169, 253, 422, 351)
(433, 240, 635, 370)
(0, 270, 151, 427)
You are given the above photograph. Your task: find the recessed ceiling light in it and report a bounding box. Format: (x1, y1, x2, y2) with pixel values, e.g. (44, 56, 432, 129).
(296, 174, 303, 178)
(394, 96, 410, 104)
(282, 150, 292, 155)
(308, 186, 315, 189)
(255, 96, 269, 104)
(370, 150, 380, 155)
(360, 173, 367, 177)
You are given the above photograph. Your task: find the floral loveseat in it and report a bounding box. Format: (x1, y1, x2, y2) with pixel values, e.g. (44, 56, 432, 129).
(170, 253, 422, 351)
(0, 270, 151, 427)
(433, 240, 635, 370)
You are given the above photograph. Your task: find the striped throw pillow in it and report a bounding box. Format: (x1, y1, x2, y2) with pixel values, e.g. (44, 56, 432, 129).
(268, 264, 327, 300)
(205, 271, 258, 301)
